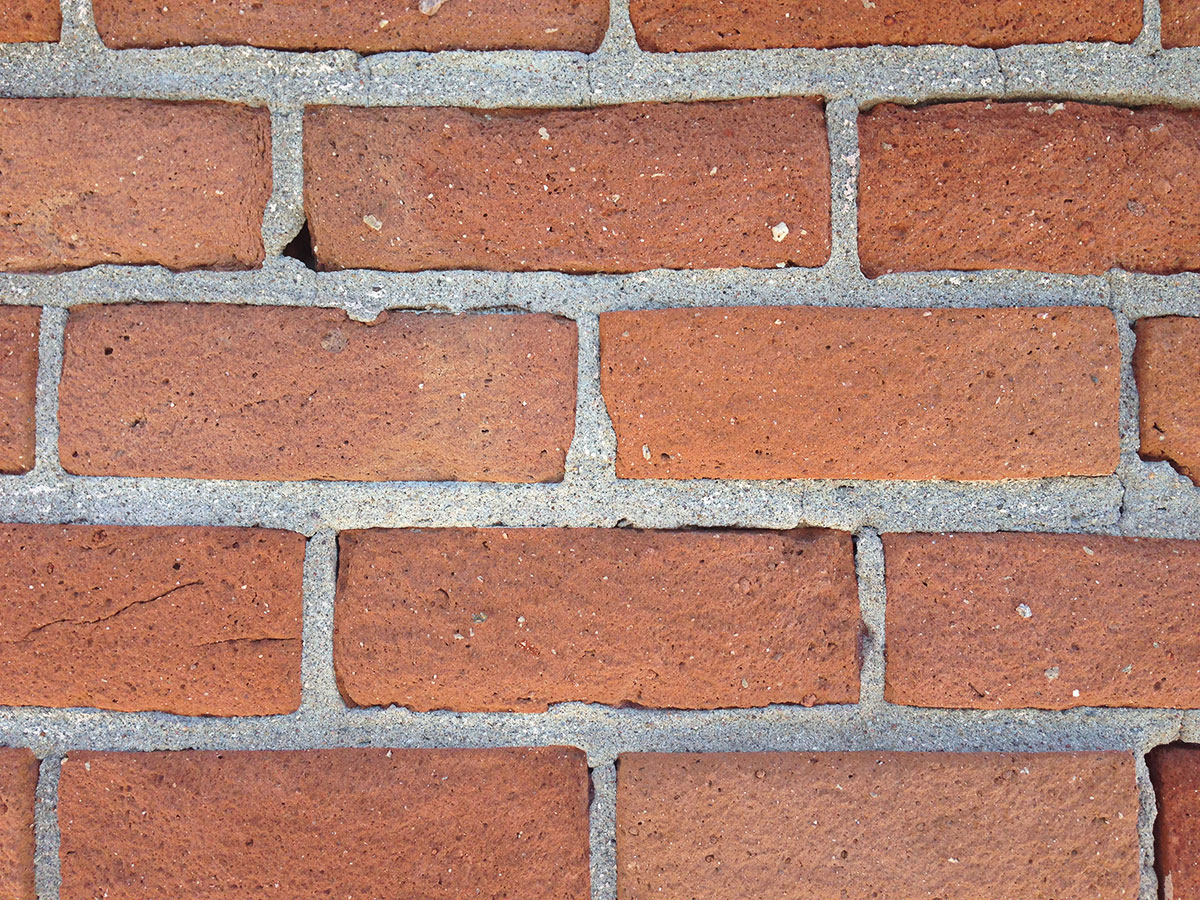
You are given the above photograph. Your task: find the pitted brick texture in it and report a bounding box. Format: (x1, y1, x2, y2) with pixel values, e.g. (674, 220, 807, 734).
(1162, 0, 1200, 47)
(57, 304, 577, 482)
(1134, 316, 1200, 486)
(334, 527, 860, 711)
(859, 101, 1200, 277)
(0, 749, 37, 900)
(0, 524, 304, 715)
(0, 99, 271, 273)
(1149, 744, 1200, 900)
(304, 99, 830, 273)
(0, 0, 60, 42)
(630, 0, 1140, 51)
(618, 751, 1140, 900)
(94, 0, 609, 52)
(59, 747, 591, 900)
(600, 305, 1119, 481)
(884, 532, 1200, 709)
(0, 306, 38, 475)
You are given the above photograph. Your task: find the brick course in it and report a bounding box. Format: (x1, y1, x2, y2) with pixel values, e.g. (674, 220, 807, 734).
(334, 527, 860, 711)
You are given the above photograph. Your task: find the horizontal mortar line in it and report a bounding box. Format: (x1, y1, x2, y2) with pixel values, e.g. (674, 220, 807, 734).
(0, 703, 1189, 758)
(0, 471, 1140, 533)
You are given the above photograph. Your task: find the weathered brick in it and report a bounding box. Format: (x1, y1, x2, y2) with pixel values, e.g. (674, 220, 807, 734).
(335, 527, 859, 711)
(600, 305, 1119, 481)
(1162, 0, 1200, 47)
(0, 749, 37, 900)
(1148, 744, 1200, 900)
(630, 0, 1140, 51)
(0, 99, 271, 273)
(618, 751, 1139, 900)
(58, 304, 576, 482)
(1134, 316, 1200, 486)
(0, 524, 304, 715)
(859, 101, 1200, 277)
(304, 99, 830, 274)
(0, 0, 60, 42)
(0, 306, 38, 475)
(59, 747, 590, 900)
(94, 0, 608, 52)
(884, 532, 1200, 709)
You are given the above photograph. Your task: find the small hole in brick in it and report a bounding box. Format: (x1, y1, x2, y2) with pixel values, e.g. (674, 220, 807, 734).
(283, 220, 317, 270)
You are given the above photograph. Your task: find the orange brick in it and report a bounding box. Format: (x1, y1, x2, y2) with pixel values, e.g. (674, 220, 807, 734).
(0, 749, 37, 900)
(1134, 316, 1200, 486)
(0, 307, 38, 475)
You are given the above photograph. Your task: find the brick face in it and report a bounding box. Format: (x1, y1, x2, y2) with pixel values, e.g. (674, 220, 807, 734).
(0, 749, 37, 900)
(303, 99, 830, 274)
(1162, 0, 1200, 47)
(334, 527, 860, 711)
(1134, 316, 1200, 486)
(1149, 744, 1200, 900)
(600, 305, 1119, 481)
(630, 0, 1141, 51)
(57, 304, 577, 482)
(884, 532, 1200, 709)
(859, 101, 1200, 277)
(0, 0, 60, 42)
(93, 0, 609, 52)
(0, 306, 39, 475)
(0, 99, 271, 273)
(59, 748, 590, 900)
(618, 751, 1140, 900)
(0, 524, 304, 715)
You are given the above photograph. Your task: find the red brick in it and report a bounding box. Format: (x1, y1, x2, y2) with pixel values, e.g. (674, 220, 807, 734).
(58, 304, 576, 482)
(304, 99, 830, 274)
(884, 532, 1200, 709)
(1134, 316, 1200, 486)
(335, 527, 859, 711)
(0, 0, 60, 42)
(59, 747, 590, 900)
(0, 99, 270, 273)
(1148, 744, 1200, 900)
(599, 305, 1119, 481)
(0, 524, 304, 715)
(94, 0, 608, 52)
(0, 306, 38, 475)
(630, 0, 1140, 51)
(859, 101, 1200, 277)
(618, 751, 1139, 900)
(0, 749, 37, 900)
(1162, 0, 1200, 47)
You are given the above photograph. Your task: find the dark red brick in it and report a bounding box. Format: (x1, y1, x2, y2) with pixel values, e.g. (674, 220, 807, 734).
(1134, 316, 1200, 486)
(1149, 744, 1200, 900)
(59, 748, 590, 900)
(600, 305, 1119, 481)
(0, 524, 304, 715)
(335, 527, 860, 711)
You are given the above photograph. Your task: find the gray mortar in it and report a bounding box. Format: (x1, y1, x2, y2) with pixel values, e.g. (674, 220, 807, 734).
(1, 0, 1199, 897)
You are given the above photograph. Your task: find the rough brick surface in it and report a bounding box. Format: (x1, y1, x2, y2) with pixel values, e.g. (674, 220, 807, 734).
(618, 751, 1139, 900)
(0, 524, 304, 715)
(859, 101, 1200, 277)
(335, 527, 860, 711)
(59, 747, 590, 900)
(1162, 0, 1200, 47)
(884, 532, 1200, 709)
(630, 0, 1140, 51)
(0, 306, 39, 475)
(0, 749, 37, 900)
(0, 0, 60, 42)
(0, 99, 271, 273)
(1149, 744, 1200, 900)
(600, 306, 1119, 481)
(1134, 316, 1200, 486)
(94, 0, 608, 52)
(58, 304, 576, 482)
(304, 99, 830, 274)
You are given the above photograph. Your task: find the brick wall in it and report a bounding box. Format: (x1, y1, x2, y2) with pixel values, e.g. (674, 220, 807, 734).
(2, 2, 1200, 899)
